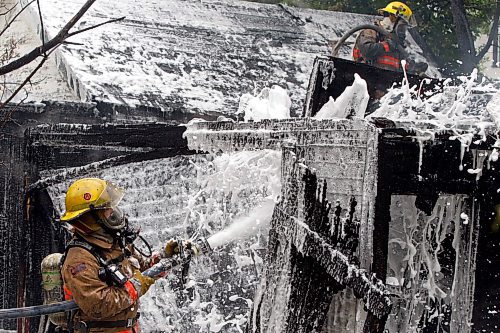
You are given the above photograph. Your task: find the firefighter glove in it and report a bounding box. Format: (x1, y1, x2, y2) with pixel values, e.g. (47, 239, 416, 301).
(131, 270, 155, 297)
(164, 239, 201, 257)
(186, 240, 201, 256)
(164, 239, 179, 258)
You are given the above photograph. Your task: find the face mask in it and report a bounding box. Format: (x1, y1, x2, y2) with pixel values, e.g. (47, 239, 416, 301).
(380, 17, 394, 32)
(98, 207, 126, 230)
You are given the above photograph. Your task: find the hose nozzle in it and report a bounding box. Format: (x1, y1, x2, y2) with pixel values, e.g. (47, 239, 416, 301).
(193, 237, 212, 255)
(143, 237, 212, 278)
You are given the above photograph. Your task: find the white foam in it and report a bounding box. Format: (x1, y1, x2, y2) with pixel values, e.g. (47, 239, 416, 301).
(240, 85, 291, 122)
(314, 73, 369, 119)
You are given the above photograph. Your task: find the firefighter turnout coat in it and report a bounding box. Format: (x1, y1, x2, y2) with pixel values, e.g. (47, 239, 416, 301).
(353, 27, 404, 71)
(62, 232, 150, 333)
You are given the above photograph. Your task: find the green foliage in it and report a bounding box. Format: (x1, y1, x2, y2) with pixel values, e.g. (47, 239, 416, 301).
(248, 0, 497, 74)
(410, 0, 495, 73)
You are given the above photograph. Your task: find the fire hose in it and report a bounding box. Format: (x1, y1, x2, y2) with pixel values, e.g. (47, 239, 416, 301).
(0, 237, 212, 320)
(331, 24, 409, 59)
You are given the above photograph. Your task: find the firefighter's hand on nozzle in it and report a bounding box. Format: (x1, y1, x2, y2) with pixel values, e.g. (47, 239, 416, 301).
(130, 270, 155, 297)
(188, 240, 201, 256)
(164, 239, 179, 258)
(163, 238, 201, 258)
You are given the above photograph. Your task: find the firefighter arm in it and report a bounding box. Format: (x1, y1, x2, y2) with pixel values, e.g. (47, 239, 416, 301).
(357, 29, 386, 61)
(127, 244, 151, 271)
(62, 249, 137, 319)
(358, 40, 386, 61)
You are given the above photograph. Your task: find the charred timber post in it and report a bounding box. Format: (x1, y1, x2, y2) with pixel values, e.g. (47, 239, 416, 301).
(251, 151, 391, 332)
(279, 166, 391, 323)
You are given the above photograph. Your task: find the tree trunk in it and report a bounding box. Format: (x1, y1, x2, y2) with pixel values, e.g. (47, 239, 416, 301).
(450, 0, 477, 73)
(476, 0, 500, 64)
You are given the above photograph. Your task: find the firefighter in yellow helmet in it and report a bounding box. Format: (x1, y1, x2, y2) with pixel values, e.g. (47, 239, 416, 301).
(353, 1, 428, 75)
(60, 178, 194, 333)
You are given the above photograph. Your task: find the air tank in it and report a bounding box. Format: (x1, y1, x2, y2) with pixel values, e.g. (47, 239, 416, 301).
(41, 253, 67, 327)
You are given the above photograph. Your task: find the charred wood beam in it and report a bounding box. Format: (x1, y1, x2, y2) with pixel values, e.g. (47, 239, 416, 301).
(25, 123, 196, 180)
(272, 163, 392, 320)
(251, 141, 390, 333)
(273, 209, 392, 319)
(291, 166, 390, 319)
(371, 188, 391, 280)
(302, 57, 447, 118)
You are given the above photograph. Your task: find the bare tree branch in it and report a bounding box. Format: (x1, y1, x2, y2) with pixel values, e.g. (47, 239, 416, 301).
(0, 36, 21, 66)
(0, 53, 49, 126)
(0, 95, 28, 128)
(476, 0, 500, 61)
(1, 75, 7, 101)
(66, 16, 125, 38)
(0, 0, 98, 75)
(0, 54, 48, 109)
(62, 41, 85, 46)
(0, 0, 125, 126)
(36, 0, 46, 54)
(0, 0, 36, 38)
(0, 2, 18, 16)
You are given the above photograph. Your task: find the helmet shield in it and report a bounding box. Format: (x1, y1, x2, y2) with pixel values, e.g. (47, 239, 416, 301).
(91, 181, 125, 210)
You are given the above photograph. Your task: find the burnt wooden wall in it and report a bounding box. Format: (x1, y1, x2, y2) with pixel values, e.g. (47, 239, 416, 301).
(0, 130, 26, 331)
(375, 127, 498, 332)
(185, 118, 500, 332)
(249, 154, 391, 333)
(2, 106, 499, 333)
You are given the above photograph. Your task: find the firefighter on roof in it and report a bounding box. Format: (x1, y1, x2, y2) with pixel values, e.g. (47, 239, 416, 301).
(353, 1, 428, 75)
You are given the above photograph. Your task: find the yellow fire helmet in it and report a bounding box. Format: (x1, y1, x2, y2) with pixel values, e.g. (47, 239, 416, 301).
(378, 1, 417, 26)
(60, 178, 125, 223)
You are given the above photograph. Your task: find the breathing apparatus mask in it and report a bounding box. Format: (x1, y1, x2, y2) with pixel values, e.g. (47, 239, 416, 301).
(96, 206, 127, 231)
(379, 13, 408, 45)
(93, 207, 152, 257)
(380, 15, 395, 32)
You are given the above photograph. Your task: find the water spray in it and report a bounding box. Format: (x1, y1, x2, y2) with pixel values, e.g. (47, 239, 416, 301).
(206, 198, 274, 249)
(144, 199, 274, 278)
(0, 201, 274, 321)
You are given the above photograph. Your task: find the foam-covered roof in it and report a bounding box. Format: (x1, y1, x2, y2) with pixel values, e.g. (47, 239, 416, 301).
(29, 0, 437, 117)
